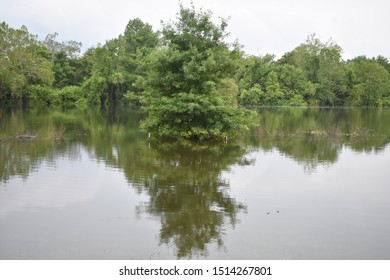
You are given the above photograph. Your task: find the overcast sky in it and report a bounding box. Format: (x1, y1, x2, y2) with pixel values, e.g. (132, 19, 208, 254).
(1, 0, 390, 59)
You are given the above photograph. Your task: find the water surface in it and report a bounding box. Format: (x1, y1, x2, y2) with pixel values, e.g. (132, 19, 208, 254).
(1, 107, 390, 259)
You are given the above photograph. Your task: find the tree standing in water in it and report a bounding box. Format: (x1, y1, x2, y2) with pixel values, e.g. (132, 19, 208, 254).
(141, 3, 253, 140)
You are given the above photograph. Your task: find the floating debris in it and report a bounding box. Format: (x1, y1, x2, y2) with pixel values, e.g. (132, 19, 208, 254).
(9, 135, 36, 141)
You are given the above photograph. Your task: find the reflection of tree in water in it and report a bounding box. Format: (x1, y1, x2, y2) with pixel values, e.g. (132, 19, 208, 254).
(0, 109, 77, 183)
(1, 141, 41, 183)
(66, 109, 251, 258)
(77, 109, 252, 258)
(120, 142, 251, 258)
(3, 107, 390, 256)
(246, 107, 390, 172)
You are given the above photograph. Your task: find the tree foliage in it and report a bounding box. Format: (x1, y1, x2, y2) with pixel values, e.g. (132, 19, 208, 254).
(83, 18, 159, 107)
(237, 34, 390, 107)
(346, 57, 390, 106)
(141, 3, 253, 140)
(0, 22, 53, 104)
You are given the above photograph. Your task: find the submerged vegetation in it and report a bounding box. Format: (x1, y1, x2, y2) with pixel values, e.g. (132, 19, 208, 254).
(1, 3, 390, 139)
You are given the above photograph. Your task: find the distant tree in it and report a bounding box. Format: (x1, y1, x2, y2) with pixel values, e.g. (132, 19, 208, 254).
(375, 55, 390, 74)
(346, 58, 390, 106)
(0, 22, 53, 104)
(273, 64, 315, 106)
(123, 18, 159, 55)
(278, 34, 347, 106)
(237, 54, 274, 93)
(237, 55, 314, 106)
(238, 84, 262, 106)
(83, 18, 158, 107)
(83, 38, 124, 105)
(316, 46, 348, 105)
(42, 33, 88, 88)
(141, 3, 253, 140)
(262, 70, 284, 105)
(43, 32, 82, 60)
(122, 18, 159, 106)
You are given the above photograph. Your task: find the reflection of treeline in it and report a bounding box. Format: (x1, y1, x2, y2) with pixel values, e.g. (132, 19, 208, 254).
(0, 109, 250, 258)
(2, 107, 390, 182)
(73, 110, 252, 258)
(246, 108, 390, 169)
(0, 109, 89, 183)
(0, 108, 146, 183)
(2, 107, 390, 256)
(1, 141, 44, 183)
(73, 109, 252, 258)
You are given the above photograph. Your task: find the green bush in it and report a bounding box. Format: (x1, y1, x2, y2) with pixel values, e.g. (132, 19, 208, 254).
(57, 86, 85, 106)
(28, 85, 86, 107)
(28, 85, 56, 105)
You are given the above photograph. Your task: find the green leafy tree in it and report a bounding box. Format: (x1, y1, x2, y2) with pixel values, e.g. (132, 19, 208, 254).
(262, 70, 285, 105)
(122, 18, 159, 106)
(375, 55, 390, 74)
(278, 34, 321, 83)
(52, 51, 77, 88)
(142, 3, 253, 140)
(237, 54, 274, 94)
(83, 38, 126, 106)
(83, 19, 158, 107)
(273, 64, 315, 106)
(346, 58, 390, 106)
(238, 84, 262, 106)
(43, 32, 82, 60)
(0, 22, 53, 104)
(43, 32, 88, 88)
(316, 46, 348, 105)
(278, 34, 347, 106)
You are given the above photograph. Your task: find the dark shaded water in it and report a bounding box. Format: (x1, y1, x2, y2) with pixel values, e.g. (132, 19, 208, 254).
(1, 107, 390, 259)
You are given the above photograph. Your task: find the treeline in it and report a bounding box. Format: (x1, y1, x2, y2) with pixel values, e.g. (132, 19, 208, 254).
(237, 36, 390, 107)
(1, 16, 390, 108)
(0, 19, 157, 107)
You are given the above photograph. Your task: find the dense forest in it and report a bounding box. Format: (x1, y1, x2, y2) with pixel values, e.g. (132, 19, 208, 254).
(1, 4, 390, 138)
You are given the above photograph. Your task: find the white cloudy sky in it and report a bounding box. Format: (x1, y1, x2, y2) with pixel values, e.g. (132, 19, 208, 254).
(1, 0, 390, 59)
